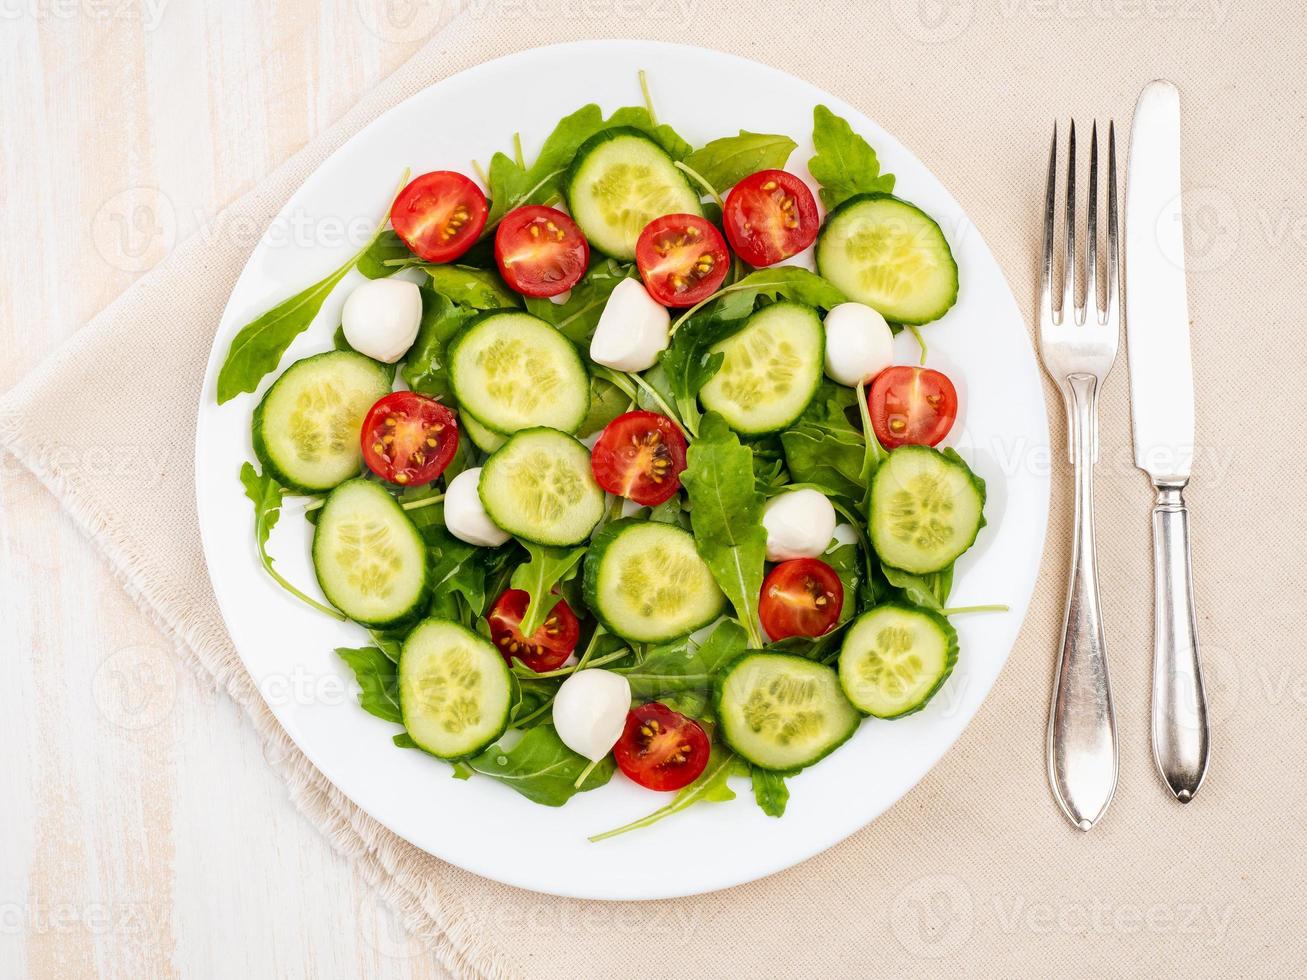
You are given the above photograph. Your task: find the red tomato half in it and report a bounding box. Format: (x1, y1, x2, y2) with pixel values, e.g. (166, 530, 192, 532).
(360, 391, 459, 487)
(867, 366, 959, 449)
(494, 205, 589, 297)
(722, 170, 820, 268)
(613, 702, 711, 792)
(485, 589, 580, 673)
(590, 411, 688, 507)
(635, 214, 729, 307)
(759, 558, 844, 641)
(390, 171, 487, 263)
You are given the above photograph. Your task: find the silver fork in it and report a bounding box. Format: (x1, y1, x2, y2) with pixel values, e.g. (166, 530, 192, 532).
(1039, 121, 1120, 832)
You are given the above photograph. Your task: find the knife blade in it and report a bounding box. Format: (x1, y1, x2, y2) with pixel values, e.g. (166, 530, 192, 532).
(1126, 80, 1194, 482)
(1125, 79, 1210, 803)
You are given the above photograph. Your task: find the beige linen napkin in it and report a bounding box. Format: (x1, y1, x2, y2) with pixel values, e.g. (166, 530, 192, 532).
(3, 2, 1304, 977)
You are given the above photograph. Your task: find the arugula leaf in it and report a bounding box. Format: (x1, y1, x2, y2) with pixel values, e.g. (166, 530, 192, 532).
(509, 541, 587, 638)
(881, 564, 952, 611)
(464, 726, 614, 806)
(659, 323, 726, 438)
(681, 415, 768, 647)
(484, 103, 607, 230)
(614, 619, 747, 703)
(576, 374, 632, 438)
(524, 258, 635, 345)
(400, 289, 477, 400)
(671, 267, 848, 336)
(216, 174, 404, 403)
(334, 646, 402, 723)
(423, 264, 521, 309)
(808, 105, 896, 211)
(239, 462, 344, 619)
(779, 383, 866, 505)
(589, 746, 744, 841)
(358, 228, 413, 278)
(682, 131, 797, 190)
(751, 767, 790, 817)
(604, 105, 693, 160)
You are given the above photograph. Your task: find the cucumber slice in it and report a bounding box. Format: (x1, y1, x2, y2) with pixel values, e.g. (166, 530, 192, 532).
(399, 619, 512, 760)
(565, 127, 703, 260)
(870, 446, 985, 574)
(312, 479, 428, 627)
(715, 653, 861, 771)
(698, 302, 824, 435)
(460, 410, 506, 453)
(838, 604, 958, 718)
(583, 519, 725, 643)
(816, 193, 959, 325)
(478, 428, 605, 546)
(448, 311, 590, 436)
(252, 351, 392, 493)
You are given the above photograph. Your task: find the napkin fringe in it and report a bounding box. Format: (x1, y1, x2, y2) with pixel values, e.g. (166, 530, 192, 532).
(0, 407, 516, 980)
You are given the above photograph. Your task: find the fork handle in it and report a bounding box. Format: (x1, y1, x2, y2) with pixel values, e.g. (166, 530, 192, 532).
(1150, 482, 1209, 801)
(1047, 373, 1118, 831)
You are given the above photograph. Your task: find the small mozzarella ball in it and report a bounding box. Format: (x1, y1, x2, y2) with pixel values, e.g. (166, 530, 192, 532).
(763, 489, 837, 562)
(589, 278, 671, 372)
(829, 522, 860, 549)
(552, 669, 632, 762)
(341, 278, 422, 364)
(444, 468, 510, 547)
(822, 302, 894, 387)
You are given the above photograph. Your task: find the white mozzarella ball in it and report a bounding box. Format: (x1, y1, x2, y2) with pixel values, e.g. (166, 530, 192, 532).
(552, 669, 632, 762)
(341, 278, 423, 364)
(822, 302, 894, 387)
(589, 278, 671, 372)
(762, 488, 837, 562)
(443, 468, 510, 547)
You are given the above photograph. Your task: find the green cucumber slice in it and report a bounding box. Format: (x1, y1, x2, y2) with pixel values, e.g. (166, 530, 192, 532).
(583, 519, 725, 643)
(448, 311, 590, 435)
(870, 445, 985, 574)
(311, 479, 428, 627)
(565, 127, 703, 260)
(698, 302, 824, 435)
(399, 619, 512, 760)
(478, 428, 605, 546)
(816, 193, 958, 325)
(460, 410, 506, 453)
(715, 653, 860, 771)
(252, 350, 392, 493)
(838, 604, 958, 718)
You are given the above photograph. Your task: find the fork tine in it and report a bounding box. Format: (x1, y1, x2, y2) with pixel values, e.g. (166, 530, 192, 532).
(1105, 120, 1119, 322)
(1064, 120, 1078, 323)
(1041, 123, 1057, 320)
(1087, 122, 1098, 318)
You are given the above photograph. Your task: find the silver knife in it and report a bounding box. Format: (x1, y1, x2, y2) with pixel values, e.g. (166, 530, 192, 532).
(1125, 79, 1210, 802)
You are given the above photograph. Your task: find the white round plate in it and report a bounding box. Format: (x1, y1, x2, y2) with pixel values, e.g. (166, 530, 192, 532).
(196, 40, 1049, 900)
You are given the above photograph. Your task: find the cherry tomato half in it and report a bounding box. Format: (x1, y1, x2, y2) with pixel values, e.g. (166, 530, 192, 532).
(485, 589, 580, 673)
(722, 169, 820, 268)
(494, 205, 590, 298)
(613, 702, 711, 792)
(360, 391, 459, 487)
(759, 558, 844, 641)
(590, 411, 688, 507)
(390, 171, 488, 263)
(867, 366, 959, 449)
(635, 213, 729, 307)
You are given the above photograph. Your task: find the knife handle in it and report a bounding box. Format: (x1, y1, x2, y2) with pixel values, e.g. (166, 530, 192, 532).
(1047, 373, 1118, 831)
(1150, 482, 1210, 801)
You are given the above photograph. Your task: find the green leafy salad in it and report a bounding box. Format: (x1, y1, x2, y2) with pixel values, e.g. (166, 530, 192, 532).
(219, 75, 1000, 839)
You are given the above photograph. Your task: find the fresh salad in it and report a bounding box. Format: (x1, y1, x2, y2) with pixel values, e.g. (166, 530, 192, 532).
(218, 75, 1000, 839)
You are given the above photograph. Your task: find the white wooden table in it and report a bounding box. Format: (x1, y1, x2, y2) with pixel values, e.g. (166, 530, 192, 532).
(0, 5, 452, 976)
